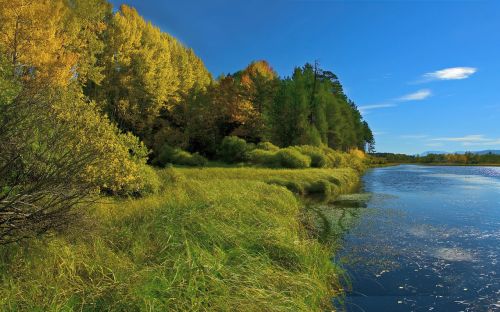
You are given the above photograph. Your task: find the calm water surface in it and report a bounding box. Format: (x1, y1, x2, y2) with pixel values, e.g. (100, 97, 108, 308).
(337, 165, 500, 311)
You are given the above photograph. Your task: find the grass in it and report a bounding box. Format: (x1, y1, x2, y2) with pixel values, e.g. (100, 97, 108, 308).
(178, 167, 359, 197)
(0, 167, 359, 311)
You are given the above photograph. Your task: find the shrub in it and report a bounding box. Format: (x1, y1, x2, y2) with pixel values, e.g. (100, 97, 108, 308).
(256, 141, 280, 152)
(248, 149, 278, 167)
(133, 165, 161, 195)
(349, 148, 366, 159)
(277, 148, 311, 168)
(155, 145, 207, 167)
(293, 146, 330, 168)
(0, 83, 152, 243)
(217, 136, 251, 163)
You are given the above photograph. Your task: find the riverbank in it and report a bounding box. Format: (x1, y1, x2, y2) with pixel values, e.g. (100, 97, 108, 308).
(0, 167, 360, 311)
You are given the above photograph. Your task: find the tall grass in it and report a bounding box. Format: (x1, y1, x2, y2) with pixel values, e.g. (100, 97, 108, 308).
(179, 167, 359, 197)
(0, 167, 357, 311)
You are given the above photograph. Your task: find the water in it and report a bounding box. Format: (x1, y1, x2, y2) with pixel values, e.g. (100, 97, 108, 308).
(336, 165, 500, 312)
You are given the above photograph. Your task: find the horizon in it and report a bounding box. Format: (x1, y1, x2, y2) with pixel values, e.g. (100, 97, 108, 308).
(109, 0, 500, 155)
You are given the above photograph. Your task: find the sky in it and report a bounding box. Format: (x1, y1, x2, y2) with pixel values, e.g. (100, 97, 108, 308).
(109, 0, 500, 155)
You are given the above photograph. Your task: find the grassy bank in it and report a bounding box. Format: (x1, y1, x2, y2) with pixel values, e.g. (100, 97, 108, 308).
(0, 167, 359, 311)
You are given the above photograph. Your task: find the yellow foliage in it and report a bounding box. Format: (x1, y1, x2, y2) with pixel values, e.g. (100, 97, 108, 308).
(0, 0, 110, 86)
(349, 148, 366, 159)
(46, 87, 156, 194)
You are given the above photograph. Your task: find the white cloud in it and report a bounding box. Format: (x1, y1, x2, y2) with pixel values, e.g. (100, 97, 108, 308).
(423, 67, 477, 81)
(431, 135, 489, 142)
(430, 135, 500, 146)
(397, 89, 431, 101)
(359, 89, 431, 113)
(358, 103, 395, 112)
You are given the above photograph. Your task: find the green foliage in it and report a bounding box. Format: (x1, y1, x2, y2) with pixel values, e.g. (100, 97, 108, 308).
(248, 149, 278, 167)
(135, 165, 162, 195)
(292, 146, 330, 168)
(217, 136, 252, 163)
(247, 144, 367, 172)
(267, 63, 372, 151)
(155, 144, 208, 167)
(277, 148, 312, 168)
(256, 141, 280, 152)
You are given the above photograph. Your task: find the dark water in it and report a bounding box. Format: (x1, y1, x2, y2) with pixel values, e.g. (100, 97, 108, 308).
(336, 165, 500, 312)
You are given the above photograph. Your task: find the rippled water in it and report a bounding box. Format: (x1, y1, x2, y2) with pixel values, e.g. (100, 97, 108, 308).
(337, 165, 500, 311)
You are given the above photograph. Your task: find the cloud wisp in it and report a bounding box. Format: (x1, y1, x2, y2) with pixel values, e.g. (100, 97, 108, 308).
(358, 103, 395, 113)
(400, 134, 428, 139)
(422, 67, 477, 82)
(430, 135, 500, 146)
(397, 89, 431, 101)
(359, 89, 431, 112)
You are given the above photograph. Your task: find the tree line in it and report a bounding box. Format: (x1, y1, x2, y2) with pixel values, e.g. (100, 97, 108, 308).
(371, 152, 500, 165)
(0, 0, 372, 243)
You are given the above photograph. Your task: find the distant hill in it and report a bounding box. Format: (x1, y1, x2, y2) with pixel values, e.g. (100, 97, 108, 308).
(471, 150, 500, 155)
(420, 150, 500, 156)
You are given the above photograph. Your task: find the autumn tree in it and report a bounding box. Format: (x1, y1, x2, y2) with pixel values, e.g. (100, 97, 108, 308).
(95, 5, 211, 151)
(0, 0, 111, 87)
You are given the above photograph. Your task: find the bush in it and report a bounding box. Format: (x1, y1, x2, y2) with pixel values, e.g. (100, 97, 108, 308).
(155, 145, 207, 167)
(133, 165, 162, 195)
(217, 136, 251, 163)
(0, 80, 153, 243)
(248, 149, 278, 167)
(277, 148, 311, 168)
(256, 141, 280, 152)
(293, 146, 330, 168)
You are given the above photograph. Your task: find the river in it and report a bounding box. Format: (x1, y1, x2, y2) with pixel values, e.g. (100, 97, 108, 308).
(335, 165, 500, 311)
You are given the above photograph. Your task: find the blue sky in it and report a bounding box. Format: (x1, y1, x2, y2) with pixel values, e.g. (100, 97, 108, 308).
(109, 0, 500, 154)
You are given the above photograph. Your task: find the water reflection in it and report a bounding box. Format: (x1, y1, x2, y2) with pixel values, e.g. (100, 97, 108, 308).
(332, 165, 500, 311)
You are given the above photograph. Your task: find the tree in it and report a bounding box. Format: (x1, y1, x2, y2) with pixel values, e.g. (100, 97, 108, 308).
(0, 0, 110, 87)
(96, 5, 211, 151)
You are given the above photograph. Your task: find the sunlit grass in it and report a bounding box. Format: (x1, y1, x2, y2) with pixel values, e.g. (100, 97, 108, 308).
(0, 167, 357, 311)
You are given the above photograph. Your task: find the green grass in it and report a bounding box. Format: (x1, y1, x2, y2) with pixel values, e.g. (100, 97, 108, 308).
(178, 167, 359, 197)
(0, 167, 358, 311)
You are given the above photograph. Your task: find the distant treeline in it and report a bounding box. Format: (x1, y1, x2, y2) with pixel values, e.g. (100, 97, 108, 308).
(370, 152, 500, 165)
